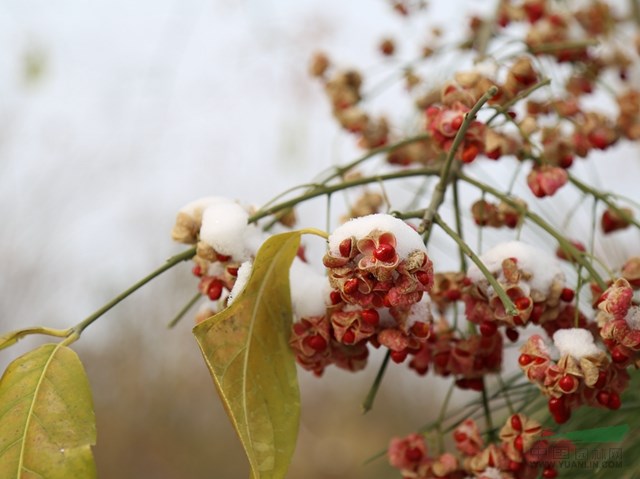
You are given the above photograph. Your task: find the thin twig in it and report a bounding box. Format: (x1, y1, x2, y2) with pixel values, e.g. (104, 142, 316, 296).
(168, 292, 202, 328)
(434, 213, 517, 316)
(419, 86, 498, 234)
(361, 350, 391, 413)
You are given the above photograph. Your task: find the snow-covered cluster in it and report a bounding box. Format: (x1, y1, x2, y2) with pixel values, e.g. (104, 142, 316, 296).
(464, 241, 570, 333)
(290, 214, 436, 376)
(171, 196, 266, 310)
(323, 214, 433, 308)
(519, 329, 626, 424)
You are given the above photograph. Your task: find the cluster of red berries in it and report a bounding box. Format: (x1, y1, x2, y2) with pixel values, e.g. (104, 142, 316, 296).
(519, 332, 628, 424)
(471, 199, 524, 229)
(323, 229, 433, 308)
(290, 216, 436, 375)
(425, 99, 486, 164)
(597, 278, 640, 368)
(288, 314, 370, 376)
(191, 246, 239, 302)
(388, 414, 568, 479)
(406, 319, 503, 391)
(464, 255, 567, 331)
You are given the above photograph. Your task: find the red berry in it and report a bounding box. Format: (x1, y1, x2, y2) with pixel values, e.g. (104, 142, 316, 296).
(344, 278, 359, 294)
(207, 280, 224, 300)
(443, 289, 461, 301)
(524, 2, 544, 23)
(373, 243, 396, 262)
(594, 371, 607, 389)
(390, 349, 408, 363)
(597, 391, 610, 406)
(560, 288, 575, 302)
(514, 435, 524, 452)
(543, 467, 558, 479)
(555, 412, 570, 424)
(306, 335, 328, 352)
(559, 154, 574, 168)
(330, 290, 342, 305)
(602, 208, 632, 234)
(559, 375, 576, 393)
(361, 309, 380, 327)
(416, 271, 432, 286)
(466, 378, 484, 391)
(444, 84, 457, 95)
(530, 303, 544, 322)
(293, 323, 307, 335)
(461, 144, 479, 163)
(192, 264, 203, 277)
(453, 431, 468, 442)
(434, 352, 449, 368)
(410, 321, 430, 338)
(611, 348, 628, 364)
(404, 447, 422, 462)
(216, 253, 231, 262)
(480, 320, 498, 337)
(608, 392, 621, 410)
(548, 397, 566, 415)
(511, 414, 522, 431)
(509, 460, 523, 472)
(451, 115, 463, 130)
(589, 131, 609, 150)
(486, 148, 501, 160)
(339, 238, 352, 258)
(227, 267, 239, 277)
(518, 354, 533, 366)
(506, 328, 520, 342)
(342, 330, 356, 344)
(515, 297, 531, 310)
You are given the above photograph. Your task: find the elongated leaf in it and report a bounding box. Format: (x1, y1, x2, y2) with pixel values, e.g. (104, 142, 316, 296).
(0, 343, 97, 479)
(194, 230, 316, 479)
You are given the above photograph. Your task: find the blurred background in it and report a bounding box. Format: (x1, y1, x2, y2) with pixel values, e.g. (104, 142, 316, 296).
(2, 0, 640, 478)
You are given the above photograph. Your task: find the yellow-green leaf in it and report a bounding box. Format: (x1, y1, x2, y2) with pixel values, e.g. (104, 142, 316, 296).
(194, 230, 319, 479)
(0, 344, 97, 479)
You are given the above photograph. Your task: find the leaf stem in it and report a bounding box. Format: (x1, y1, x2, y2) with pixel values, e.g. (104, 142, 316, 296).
(361, 350, 391, 414)
(527, 38, 599, 55)
(458, 173, 608, 291)
(434, 213, 517, 316)
(452, 180, 467, 272)
(419, 86, 498, 234)
(249, 167, 441, 223)
(568, 173, 640, 230)
(0, 327, 70, 352)
(168, 292, 203, 329)
(319, 133, 431, 184)
(67, 247, 196, 341)
(481, 378, 496, 441)
(486, 78, 551, 126)
(498, 375, 515, 416)
(435, 382, 456, 453)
